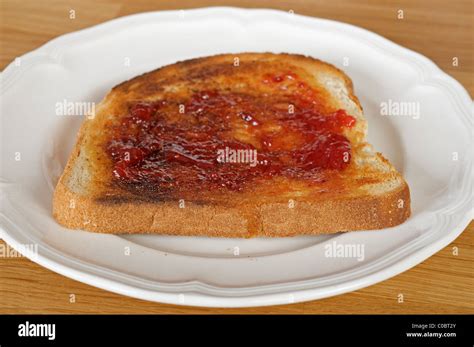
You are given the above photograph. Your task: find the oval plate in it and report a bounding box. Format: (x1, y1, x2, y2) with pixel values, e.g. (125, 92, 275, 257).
(0, 7, 472, 307)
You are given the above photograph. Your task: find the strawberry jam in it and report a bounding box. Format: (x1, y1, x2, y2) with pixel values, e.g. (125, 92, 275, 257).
(105, 72, 356, 197)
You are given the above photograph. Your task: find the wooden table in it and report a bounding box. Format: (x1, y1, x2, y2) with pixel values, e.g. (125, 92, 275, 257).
(0, 0, 472, 314)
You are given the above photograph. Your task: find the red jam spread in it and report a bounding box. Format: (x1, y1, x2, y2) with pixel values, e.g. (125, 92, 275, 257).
(106, 72, 356, 195)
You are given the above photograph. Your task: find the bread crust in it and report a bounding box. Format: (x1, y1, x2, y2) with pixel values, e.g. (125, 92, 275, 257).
(52, 52, 411, 237)
(53, 178, 410, 237)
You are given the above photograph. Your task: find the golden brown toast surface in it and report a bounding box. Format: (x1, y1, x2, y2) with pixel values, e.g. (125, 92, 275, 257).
(53, 53, 410, 236)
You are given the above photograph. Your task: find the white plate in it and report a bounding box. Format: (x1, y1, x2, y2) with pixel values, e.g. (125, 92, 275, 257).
(0, 7, 472, 308)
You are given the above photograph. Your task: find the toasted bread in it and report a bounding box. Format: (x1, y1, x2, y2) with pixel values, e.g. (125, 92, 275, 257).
(52, 53, 410, 237)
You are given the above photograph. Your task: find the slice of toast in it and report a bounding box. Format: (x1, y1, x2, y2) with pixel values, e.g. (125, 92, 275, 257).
(52, 53, 410, 237)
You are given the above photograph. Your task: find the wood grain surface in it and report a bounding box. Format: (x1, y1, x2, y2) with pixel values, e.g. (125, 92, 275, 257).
(0, 0, 472, 314)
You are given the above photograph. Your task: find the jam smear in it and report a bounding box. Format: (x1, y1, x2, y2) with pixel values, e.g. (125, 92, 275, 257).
(106, 72, 356, 196)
